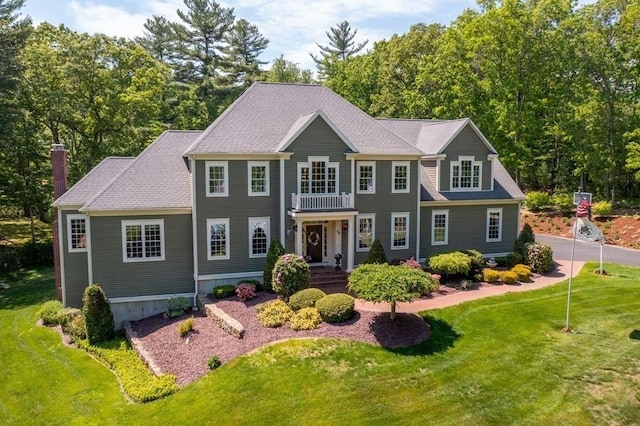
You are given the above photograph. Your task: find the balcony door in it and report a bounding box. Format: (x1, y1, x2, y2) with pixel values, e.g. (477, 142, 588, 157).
(298, 158, 338, 195)
(305, 224, 323, 263)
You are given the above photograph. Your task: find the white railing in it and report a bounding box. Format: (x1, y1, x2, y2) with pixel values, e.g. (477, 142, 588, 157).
(291, 193, 353, 210)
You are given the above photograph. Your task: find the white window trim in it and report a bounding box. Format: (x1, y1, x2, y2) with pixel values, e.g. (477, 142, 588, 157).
(205, 161, 229, 197)
(66, 213, 87, 253)
(247, 161, 270, 196)
(486, 208, 503, 242)
(248, 217, 270, 258)
(392, 161, 410, 193)
(327, 162, 339, 194)
(356, 214, 375, 252)
(297, 157, 339, 195)
(391, 212, 410, 250)
(450, 156, 482, 192)
(207, 218, 230, 260)
(431, 210, 449, 246)
(121, 219, 165, 263)
(357, 161, 376, 194)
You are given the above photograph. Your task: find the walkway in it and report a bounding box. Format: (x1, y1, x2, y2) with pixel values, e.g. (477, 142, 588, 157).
(354, 260, 584, 313)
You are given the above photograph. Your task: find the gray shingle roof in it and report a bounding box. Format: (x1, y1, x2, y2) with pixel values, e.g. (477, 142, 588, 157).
(79, 131, 201, 212)
(420, 160, 524, 202)
(185, 82, 423, 156)
(53, 157, 135, 207)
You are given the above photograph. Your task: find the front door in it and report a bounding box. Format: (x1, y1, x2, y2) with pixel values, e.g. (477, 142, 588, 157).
(305, 225, 323, 263)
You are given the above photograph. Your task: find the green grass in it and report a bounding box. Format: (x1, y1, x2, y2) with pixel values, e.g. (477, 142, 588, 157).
(0, 219, 51, 245)
(2, 263, 640, 424)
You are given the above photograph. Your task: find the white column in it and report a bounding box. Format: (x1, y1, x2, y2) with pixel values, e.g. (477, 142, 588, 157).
(347, 217, 355, 271)
(295, 219, 303, 255)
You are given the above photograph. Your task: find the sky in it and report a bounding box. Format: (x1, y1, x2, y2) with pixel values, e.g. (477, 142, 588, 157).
(20, 0, 594, 72)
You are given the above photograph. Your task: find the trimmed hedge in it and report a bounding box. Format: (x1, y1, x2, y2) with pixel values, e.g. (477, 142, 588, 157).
(257, 300, 294, 328)
(0, 241, 53, 272)
(501, 271, 519, 284)
(315, 293, 354, 323)
(482, 269, 500, 283)
(38, 300, 63, 326)
(526, 243, 553, 273)
(290, 307, 322, 331)
(213, 285, 236, 299)
(427, 252, 471, 276)
(288, 288, 327, 311)
(511, 266, 531, 282)
(82, 284, 114, 344)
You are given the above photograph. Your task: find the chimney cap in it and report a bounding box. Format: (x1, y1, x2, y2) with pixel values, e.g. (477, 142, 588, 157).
(51, 144, 66, 151)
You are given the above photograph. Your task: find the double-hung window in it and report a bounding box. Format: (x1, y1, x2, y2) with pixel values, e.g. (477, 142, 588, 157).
(206, 161, 229, 197)
(248, 217, 270, 258)
(122, 219, 164, 262)
(391, 213, 409, 249)
(357, 161, 375, 194)
(67, 214, 87, 252)
(392, 161, 410, 193)
(208, 218, 230, 260)
(431, 210, 449, 245)
(451, 156, 482, 190)
(248, 161, 269, 196)
(298, 157, 338, 194)
(356, 214, 375, 251)
(486, 208, 503, 242)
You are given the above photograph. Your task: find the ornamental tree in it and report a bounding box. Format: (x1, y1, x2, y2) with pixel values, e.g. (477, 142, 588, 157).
(263, 239, 285, 292)
(82, 284, 114, 344)
(271, 253, 311, 301)
(347, 263, 435, 320)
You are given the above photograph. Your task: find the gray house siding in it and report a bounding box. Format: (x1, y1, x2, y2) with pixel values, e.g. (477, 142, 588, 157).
(420, 203, 519, 259)
(353, 160, 419, 265)
(195, 159, 280, 275)
(440, 126, 493, 191)
(91, 214, 193, 298)
(60, 210, 89, 308)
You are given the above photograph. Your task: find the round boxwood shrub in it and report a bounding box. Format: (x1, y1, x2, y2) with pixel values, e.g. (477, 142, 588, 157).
(257, 300, 294, 328)
(272, 254, 310, 300)
(511, 266, 531, 282)
(501, 270, 519, 285)
(526, 242, 553, 273)
(482, 268, 500, 283)
(290, 307, 322, 331)
(288, 288, 327, 311)
(427, 252, 471, 277)
(213, 284, 236, 299)
(315, 293, 355, 323)
(38, 300, 63, 326)
(82, 284, 114, 344)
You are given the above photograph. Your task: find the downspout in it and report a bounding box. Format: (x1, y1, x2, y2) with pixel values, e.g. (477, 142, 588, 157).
(415, 161, 421, 261)
(280, 157, 285, 243)
(190, 158, 199, 309)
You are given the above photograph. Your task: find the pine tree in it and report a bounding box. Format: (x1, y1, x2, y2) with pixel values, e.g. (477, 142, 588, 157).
(220, 18, 268, 87)
(310, 20, 368, 78)
(82, 284, 115, 344)
(365, 238, 387, 264)
(263, 239, 285, 292)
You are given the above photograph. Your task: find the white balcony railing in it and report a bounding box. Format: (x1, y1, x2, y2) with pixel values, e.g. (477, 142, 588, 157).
(291, 192, 353, 210)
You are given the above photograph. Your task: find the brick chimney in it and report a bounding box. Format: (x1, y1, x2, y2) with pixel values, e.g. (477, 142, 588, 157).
(51, 144, 67, 302)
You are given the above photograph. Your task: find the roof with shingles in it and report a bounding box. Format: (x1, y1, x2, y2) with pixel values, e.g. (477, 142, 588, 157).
(53, 157, 135, 207)
(79, 131, 201, 212)
(185, 82, 423, 156)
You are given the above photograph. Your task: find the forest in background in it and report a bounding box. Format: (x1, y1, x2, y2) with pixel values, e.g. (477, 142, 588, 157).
(0, 0, 639, 222)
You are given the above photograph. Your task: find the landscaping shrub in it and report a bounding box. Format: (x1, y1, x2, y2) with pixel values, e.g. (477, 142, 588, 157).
(78, 338, 178, 402)
(514, 263, 532, 271)
(178, 316, 195, 337)
(235, 283, 257, 302)
(505, 252, 524, 267)
(513, 223, 535, 260)
(257, 300, 294, 328)
(290, 307, 322, 330)
(525, 191, 551, 212)
(207, 355, 222, 370)
(400, 257, 423, 270)
(315, 293, 354, 323)
(460, 279, 473, 290)
(0, 241, 54, 272)
(428, 273, 441, 294)
(483, 269, 500, 283)
(59, 308, 86, 341)
(511, 266, 531, 282)
(166, 296, 191, 317)
(461, 249, 485, 275)
(501, 271, 519, 284)
(263, 239, 285, 292)
(592, 200, 612, 216)
(237, 279, 262, 292)
(82, 284, 114, 345)
(427, 252, 471, 277)
(551, 192, 574, 216)
(38, 300, 63, 326)
(288, 288, 326, 311)
(213, 284, 236, 299)
(271, 254, 310, 300)
(526, 243, 553, 273)
(364, 238, 387, 264)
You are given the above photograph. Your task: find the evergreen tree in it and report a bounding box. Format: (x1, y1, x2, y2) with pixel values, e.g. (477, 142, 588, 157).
(82, 284, 115, 344)
(364, 238, 387, 264)
(220, 18, 268, 87)
(311, 20, 368, 78)
(263, 239, 285, 292)
(264, 55, 314, 83)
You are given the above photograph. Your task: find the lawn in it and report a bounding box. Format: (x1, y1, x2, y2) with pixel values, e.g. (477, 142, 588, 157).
(1, 263, 639, 425)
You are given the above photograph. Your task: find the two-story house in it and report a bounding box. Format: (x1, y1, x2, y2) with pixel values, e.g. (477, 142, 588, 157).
(52, 82, 524, 325)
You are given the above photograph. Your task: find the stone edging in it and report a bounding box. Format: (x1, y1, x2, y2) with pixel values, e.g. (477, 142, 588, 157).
(197, 294, 245, 339)
(122, 320, 163, 376)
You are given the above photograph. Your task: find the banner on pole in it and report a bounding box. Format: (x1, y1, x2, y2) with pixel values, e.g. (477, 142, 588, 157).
(572, 217, 603, 242)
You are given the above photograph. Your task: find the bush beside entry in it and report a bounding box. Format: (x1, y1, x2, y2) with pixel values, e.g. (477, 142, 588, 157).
(82, 284, 114, 344)
(271, 254, 310, 300)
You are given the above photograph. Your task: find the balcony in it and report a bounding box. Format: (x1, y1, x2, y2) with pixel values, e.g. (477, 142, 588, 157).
(291, 193, 354, 211)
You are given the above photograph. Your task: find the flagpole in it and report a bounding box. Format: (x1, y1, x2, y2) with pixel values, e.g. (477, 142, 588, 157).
(564, 201, 579, 332)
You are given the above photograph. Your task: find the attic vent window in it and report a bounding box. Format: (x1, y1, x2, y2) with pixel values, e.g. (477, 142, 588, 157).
(451, 156, 482, 191)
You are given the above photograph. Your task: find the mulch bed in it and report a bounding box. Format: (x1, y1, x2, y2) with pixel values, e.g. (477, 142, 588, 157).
(130, 292, 430, 386)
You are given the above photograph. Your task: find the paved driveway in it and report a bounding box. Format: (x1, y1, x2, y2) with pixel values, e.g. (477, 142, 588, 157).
(536, 234, 640, 266)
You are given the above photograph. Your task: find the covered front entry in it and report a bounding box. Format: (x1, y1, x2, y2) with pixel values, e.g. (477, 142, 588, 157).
(288, 211, 357, 271)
